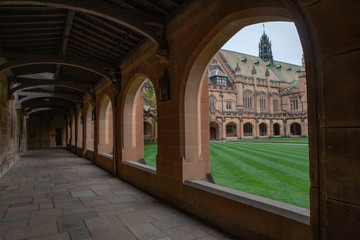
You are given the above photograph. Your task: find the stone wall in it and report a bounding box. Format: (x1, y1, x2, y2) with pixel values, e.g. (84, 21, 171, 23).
(0, 58, 27, 177)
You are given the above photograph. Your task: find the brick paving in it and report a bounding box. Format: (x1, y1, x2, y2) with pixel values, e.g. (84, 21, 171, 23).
(0, 149, 233, 240)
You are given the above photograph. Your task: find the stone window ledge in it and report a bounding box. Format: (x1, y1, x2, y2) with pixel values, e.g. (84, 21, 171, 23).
(123, 161, 156, 174)
(86, 148, 94, 152)
(98, 152, 113, 160)
(185, 179, 310, 225)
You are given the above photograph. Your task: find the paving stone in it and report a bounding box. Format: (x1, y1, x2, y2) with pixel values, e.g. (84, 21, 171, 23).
(152, 217, 188, 230)
(6, 204, 38, 214)
(162, 225, 210, 240)
(30, 208, 63, 225)
(2, 212, 30, 223)
(82, 199, 110, 208)
(4, 221, 58, 240)
(27, 232, 70, 240)
(69, 228, 91, 240)
(63, 208, 95, 215)
(39, 202, 54, 210)
(54, 199, 83, 208)
(108, 195, 133, 204)
(90, 227, 137, 240)
(70, 191, 96, 199)
(128, 223, 166, 240)
(58, 219, 86, 232)
(116, 210, 155, 227)
(97, 207, 134, 217)
(145, 207, 177, 220)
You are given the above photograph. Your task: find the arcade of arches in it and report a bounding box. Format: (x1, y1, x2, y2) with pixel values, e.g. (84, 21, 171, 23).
(0, 1, 359, 239)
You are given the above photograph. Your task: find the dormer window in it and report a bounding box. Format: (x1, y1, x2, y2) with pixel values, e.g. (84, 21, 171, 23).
(217, 77, 227, 86)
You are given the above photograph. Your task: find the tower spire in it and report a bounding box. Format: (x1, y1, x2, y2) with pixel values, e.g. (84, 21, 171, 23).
(259, 25, 273, 64)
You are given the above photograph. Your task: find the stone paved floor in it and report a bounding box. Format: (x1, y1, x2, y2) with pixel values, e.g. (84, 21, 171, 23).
(0, 149, 234, 240)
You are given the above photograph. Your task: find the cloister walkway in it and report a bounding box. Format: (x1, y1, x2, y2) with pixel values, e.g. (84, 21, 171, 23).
(0, 149, 232, 240)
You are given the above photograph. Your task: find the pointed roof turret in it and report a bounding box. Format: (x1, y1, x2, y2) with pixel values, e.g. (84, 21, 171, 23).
(265, 68, 270, 76)
(252, 66, 257, 74)
(234, 62, 241, 74)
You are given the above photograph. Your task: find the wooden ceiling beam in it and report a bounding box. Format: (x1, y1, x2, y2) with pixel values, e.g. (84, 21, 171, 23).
(18, 91, 81, 105)
(0, 32, 62, 39)
(0, 20, 64, 25)
(28, 107, 67, 115)
(70, 32, 125, 56)
(10, 77, 93, 95)
(75, 14, 141, 43)
(0, 55, 112, 80)
(59, 10, 75, 56)
(0, 0, 167, 48)
(0, 26, 64, 32)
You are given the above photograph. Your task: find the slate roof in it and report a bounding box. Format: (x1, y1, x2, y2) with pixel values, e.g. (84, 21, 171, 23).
(219, 49, 305, 83)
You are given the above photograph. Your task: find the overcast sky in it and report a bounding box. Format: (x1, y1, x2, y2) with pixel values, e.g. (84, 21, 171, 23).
(222, 22, 303, 66)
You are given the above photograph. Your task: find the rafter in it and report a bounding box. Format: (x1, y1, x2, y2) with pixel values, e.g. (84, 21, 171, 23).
(0, 55, 113, 79)
(10, 77, 93, 95)
(0, 0, 166, 48)
(18, 91, 81, 105)
(28, 107, 67, 115)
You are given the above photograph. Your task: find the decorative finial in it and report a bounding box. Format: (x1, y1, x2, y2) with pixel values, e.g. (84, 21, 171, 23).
(265, 68, 270, 76)
(235, 62, 241, 73)
(263, 23, 265, 34)
(252, 66, 257, 74)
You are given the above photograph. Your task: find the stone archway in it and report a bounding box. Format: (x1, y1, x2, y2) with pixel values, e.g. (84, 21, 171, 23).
(290, 122, 301, 136)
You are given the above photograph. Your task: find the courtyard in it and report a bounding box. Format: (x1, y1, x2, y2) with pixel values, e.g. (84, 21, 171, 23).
(145, 139, 310, 209)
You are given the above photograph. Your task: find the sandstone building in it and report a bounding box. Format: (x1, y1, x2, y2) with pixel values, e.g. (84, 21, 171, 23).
(0, 1, 359, 239)
(207, 30, 307, 140)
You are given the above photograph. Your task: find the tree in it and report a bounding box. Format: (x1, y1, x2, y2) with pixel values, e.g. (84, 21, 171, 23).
(142, 80, 157, 122)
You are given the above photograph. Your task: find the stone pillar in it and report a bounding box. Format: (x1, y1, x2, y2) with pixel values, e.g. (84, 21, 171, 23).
(255, 92, 260, 113)
(255, 120, 259, 138)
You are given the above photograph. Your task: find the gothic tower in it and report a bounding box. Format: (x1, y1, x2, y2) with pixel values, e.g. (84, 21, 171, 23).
(258, 24, 273, 64)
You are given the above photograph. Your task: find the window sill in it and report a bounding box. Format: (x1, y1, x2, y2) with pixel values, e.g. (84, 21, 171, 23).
(123, 161, 156, 175)
(86, 148, 94, 152)
(185, 179, 310, 225)
(98, 152, 113, 160)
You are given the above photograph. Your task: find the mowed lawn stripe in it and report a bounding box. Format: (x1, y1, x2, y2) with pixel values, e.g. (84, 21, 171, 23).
(210, 144, 268, 191)
(238, 143, 310, 157)
(144, 141, 310, 208)
(212, 143, 307, 190)
(227, 143, 309, 167)
(215, 143, 309, 182)
(211, 143, 309, 207)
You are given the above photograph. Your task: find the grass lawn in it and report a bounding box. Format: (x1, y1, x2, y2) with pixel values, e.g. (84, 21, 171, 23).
(232, 137, 308, 144)
(144, 139, 310, 209)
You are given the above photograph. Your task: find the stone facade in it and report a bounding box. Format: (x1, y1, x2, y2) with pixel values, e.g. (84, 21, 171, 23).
(208, 46, 308, 140)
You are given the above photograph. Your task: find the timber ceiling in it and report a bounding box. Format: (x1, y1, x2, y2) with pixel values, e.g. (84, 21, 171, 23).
(0, 0, 188, 115)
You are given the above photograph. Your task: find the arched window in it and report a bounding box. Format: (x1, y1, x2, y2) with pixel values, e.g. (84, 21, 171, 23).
(209, 95, 216, 108)
(272, 94, 279, 112)
(260, 93, 266, 111)
(259, 123, 267, 136)
(98, 96, 113, 154)
(226, 122, 236, 137)
(290, 122, 301, 136)
(273, 123, 280, 136)
(243, 122, 253, 136)
(243, 91, 253, 109)
(85, 105, 94, 150)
